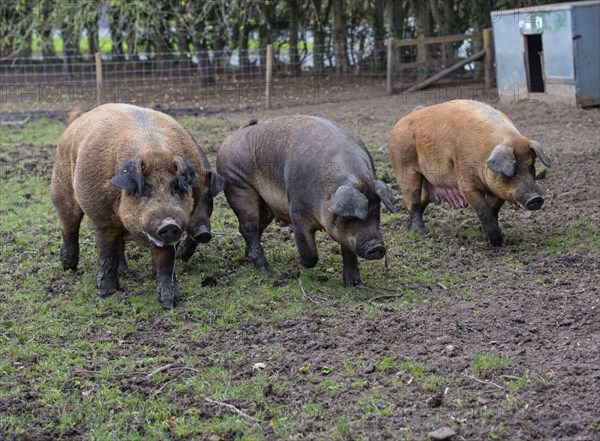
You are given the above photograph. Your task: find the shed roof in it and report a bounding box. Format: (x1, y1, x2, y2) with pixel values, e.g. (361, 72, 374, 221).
(493, 0, 599, 14)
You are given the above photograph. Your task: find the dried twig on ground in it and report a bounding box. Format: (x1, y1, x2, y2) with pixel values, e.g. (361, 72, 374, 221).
(465, 374, 505, 390)
(357, 285, 404, 303)
(205, 397, 261, 422)
(299, 280, 318, 304)
(146, 362, 178, 379)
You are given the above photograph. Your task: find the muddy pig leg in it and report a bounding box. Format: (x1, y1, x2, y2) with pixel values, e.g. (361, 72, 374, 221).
(462, 187, 504, 246)
(485, 194, 505, 219)
(152, 246, 179, 309)
(117, 236, 129, 275)
(290, 207, 319, 268)
(53, 189, 84, 270)
(226, 183, 272, 272)
(95, 229, 121, 297)
(341, 245, 361, 286)
(398, 171, 427, 234)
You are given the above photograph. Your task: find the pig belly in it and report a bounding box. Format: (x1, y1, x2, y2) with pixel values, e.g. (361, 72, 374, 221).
(255, 177, 291, 223)
(424, 181, 468, 208)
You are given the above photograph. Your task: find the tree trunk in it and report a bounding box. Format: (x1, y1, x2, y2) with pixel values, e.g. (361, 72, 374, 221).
(411, 0, 432, 80)
(289, 0, 300, 77)
(61, 20, 77, 80)
(125, 27, 137, 60)
(110, 9, 124, 57)
(88, 26, 98, 56)
(194, 21, 214, 85)
(389, 0, 407, 40)
(313, 28, 325, 75)
(238, 2, 251, 76)
(177, 28, 190, 54)
(332, 0, 348, 77)
(311, 0, 331, 76)
(372, 0, 386, 73)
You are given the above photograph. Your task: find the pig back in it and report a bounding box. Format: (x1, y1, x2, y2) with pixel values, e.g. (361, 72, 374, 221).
(396, 101, 526, 186)
(218, 115, 375, 190)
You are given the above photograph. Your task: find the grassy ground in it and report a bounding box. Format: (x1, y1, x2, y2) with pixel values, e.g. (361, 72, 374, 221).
(1, 107, 598, 440)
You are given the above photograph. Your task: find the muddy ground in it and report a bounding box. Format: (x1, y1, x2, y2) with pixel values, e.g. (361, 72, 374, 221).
(203, 87, 600, 440)
(1, 83, 599, 440)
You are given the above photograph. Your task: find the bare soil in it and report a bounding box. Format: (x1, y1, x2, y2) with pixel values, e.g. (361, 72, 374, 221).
(207, 87, 600, 440)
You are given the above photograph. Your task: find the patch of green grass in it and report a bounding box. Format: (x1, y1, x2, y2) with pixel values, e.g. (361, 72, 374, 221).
(0, 115, 595, 440)
(400, 359, 424, 378)
(376, 354, 398, 374)
(472, 354, 509, 372)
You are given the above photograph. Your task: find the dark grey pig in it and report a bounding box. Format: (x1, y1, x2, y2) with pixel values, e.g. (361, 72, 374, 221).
(216, 115, 395, 286)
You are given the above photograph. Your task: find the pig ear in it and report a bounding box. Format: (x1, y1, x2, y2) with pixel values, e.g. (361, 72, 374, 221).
(530, 140, 552, 168)
(330, 185, 369, 220)
(110, 158, 145, 193)
(486, 144, 516, 177)
(375, 180, 396, 213)
(209, 171, 225, 196)
(174, 157, 197, 192)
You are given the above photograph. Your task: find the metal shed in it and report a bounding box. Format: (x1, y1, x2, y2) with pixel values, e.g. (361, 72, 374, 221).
(491, 1, 600, 107)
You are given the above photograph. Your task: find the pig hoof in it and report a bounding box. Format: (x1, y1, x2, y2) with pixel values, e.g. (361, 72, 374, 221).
(343, 276, 362, 286)
(413, 225, 428, 235)
(255, 263, 273, 274)
(161, 296, 182, 309)
(60, 245, 79, 270)
(300, 256, 318, 269)
(118, 263, 130, 276)
(176, 237, 197, 261)
(97, 287, 118, 298)
(488, 234, 504, 247)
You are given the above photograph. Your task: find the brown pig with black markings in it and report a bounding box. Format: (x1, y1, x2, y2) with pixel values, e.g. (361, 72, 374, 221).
(216, 115, 395, 286)
(388, 100, 552, 246)
(51, 103, 224, 308)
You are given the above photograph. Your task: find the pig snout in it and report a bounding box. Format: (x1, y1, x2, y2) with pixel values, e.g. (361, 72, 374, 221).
(144, 215, 185, 247)
(191, 224, 212, 243)
(156, 220, 183, 244)
(525, 195, 544, 211)
(357, 238, 386, 260)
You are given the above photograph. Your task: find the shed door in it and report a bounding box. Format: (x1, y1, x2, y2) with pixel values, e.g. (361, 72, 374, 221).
(524, 34, 545, 93)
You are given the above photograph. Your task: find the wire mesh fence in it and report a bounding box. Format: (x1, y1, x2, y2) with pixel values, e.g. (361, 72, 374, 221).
(0, 39, 482, 115)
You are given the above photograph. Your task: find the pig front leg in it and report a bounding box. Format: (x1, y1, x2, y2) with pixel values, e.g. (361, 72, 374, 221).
(117, 236, 129, 275)
(341, 245, 361, 286)
(290, 206, 319, 269)
(293, 227, 319, 269)
(95, 231, 121, 297)
(152, 246, 180, 309)
(463, 189, 504, 246)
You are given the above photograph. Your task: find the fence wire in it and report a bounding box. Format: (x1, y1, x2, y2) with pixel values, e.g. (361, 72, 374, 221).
(0, 40, 479, 114)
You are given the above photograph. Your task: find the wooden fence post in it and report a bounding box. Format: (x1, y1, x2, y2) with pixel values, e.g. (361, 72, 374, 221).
(483, 28, 494, 89)
(265, 44, 273, 109)
(95, 52, 103, 105)
(386, 38, 394, 95)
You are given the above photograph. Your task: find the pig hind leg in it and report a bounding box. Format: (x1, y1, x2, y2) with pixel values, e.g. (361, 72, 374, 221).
(226, 184, 273, 272)
(52, 189, 84, 271)
(397, 170, 428, 234)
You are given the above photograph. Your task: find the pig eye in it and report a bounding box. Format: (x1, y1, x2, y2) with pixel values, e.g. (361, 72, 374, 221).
(171, 180, 187, 195)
